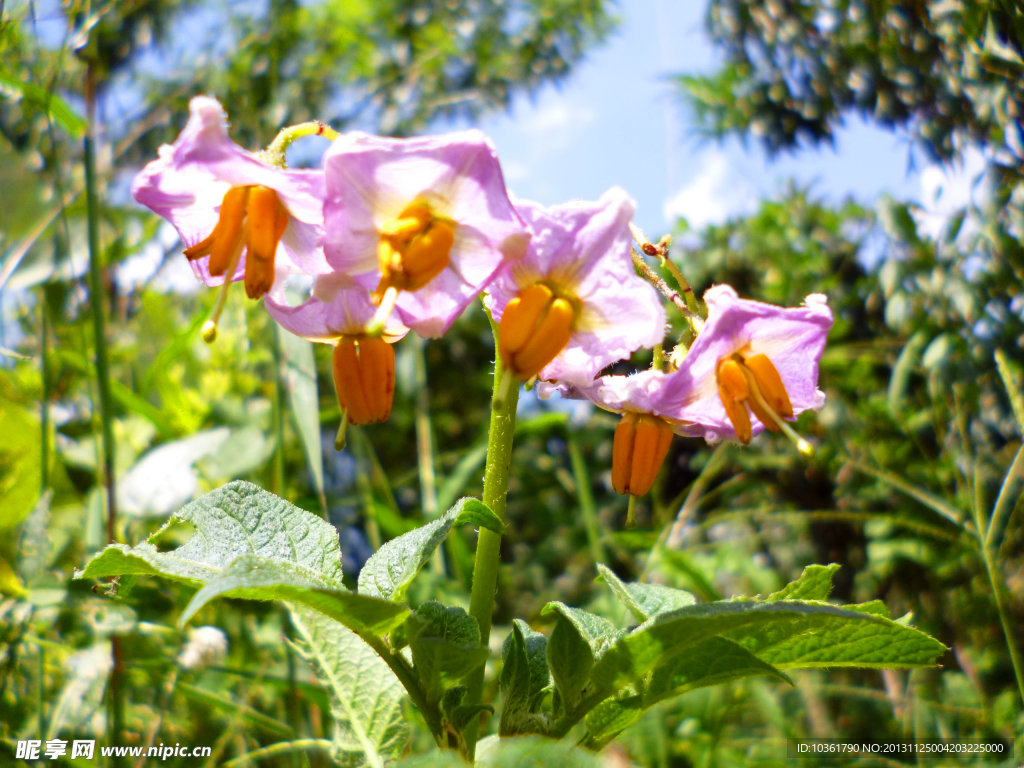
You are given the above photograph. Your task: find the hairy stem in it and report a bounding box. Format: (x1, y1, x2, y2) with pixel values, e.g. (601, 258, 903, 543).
(463, 312, 521, 759)
(362, 634, 445, 746)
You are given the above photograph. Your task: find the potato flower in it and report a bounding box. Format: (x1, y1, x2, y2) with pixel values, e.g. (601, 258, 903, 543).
(131, 97, 327, 340)
(321, 130, 530, 338)
(485, 188, 665, 385)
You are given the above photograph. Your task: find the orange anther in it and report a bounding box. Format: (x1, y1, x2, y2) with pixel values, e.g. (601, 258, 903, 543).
(499, 284, 554, 360)
(742, 353, 793, 419)
(244, 186, 289, 299)
(718, 384, 753, 444)
(332, 336, 396, 426)
(510, 297, 574, 379)
(206, 186, 250, 277)
(611, 412, 674, 496)
(375, 203, 455, 298)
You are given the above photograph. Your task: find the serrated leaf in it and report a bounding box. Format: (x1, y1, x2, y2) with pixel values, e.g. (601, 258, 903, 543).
(766, 564, 840, 601)
(499, 620, 532, 735)
(409, 601, 490, 699)
(79, 481, 345, 586)
(590, 600, 945, 697)
(357, 497, 502, 602)
(541, 602, 623, 660)
(180, 555, 408, 635)
(289, 605, 409, 768)
(596, 564, 696, 621)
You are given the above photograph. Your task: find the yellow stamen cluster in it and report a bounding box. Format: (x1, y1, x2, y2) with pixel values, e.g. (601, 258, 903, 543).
(498, 283, 577, 380)
(332, 335, 396, 426)
(716, 352, 793, 445)
(185, 185, 288, 301)
(611, 412, 674, 497)
(375, 203, 455, 301)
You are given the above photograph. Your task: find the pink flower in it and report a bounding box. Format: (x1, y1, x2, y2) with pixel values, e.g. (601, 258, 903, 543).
(486, 188, 665, 384)
(321, 130, 530, 338)
(264, 273, 408, 344)
(653, 285, 833, 444)
(131, 97, 326, 300)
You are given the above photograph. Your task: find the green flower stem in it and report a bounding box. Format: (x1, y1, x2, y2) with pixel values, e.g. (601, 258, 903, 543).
(567, 430, 605, 567)
(463, 313, 521, 760)
(262, 121, 341, 169)
(84, 61, 125, 766)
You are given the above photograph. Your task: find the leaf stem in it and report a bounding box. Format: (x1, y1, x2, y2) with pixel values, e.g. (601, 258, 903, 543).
(463, 311, 521, 759)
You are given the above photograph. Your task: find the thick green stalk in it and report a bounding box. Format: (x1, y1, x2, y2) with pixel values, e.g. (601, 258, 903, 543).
(84, 64, 125, 766)
(567, 431, 604, 567)
(463, 316, 521, 759)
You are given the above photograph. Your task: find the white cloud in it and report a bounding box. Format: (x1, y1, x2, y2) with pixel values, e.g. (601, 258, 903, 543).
(663, 150, 757, 229)
(519, 100, 596, 150)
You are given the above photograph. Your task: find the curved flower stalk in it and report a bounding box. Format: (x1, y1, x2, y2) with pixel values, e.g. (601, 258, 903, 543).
(266, 274, 408, 430)
(653, 285, 833, 451)
(321, 130, 530, 338)
(485, 188, 665, 388)
(131, 96, 328, 340)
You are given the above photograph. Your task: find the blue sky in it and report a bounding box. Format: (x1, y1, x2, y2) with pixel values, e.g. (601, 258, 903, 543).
(471, 0, 928, 238)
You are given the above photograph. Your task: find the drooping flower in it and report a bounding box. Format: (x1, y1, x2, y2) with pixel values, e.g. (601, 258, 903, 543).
(539, 371, 678, 500)
(265, 274, 408, 426)
(485, 188, 665, 385)
(653, 285, 833, 446)
(320, 130, 530, 338)
(131, 96, 327, 338)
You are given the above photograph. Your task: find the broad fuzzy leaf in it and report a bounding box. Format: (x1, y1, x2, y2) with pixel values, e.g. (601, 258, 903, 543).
(596, 564, 696, 621)
(542, 602, 623, 712)
(358, 497, 503, 601)
(79, 481, 345, 585)
(289, 605, 409, 768)
(583, 695, 643, 749)
(78, 483, 409, 635)
(499, 620, 550, 734)
(409, 601, 490, 699)
(181, 556, 408, 636)
(590, 600, 945, 696)
(766, 564, 840, 602)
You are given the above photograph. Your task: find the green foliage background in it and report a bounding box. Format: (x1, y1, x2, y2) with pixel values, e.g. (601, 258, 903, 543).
(0, 0, 1022, 765)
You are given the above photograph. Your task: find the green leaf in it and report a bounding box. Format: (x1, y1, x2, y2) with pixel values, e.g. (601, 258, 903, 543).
(180, 555, 408, 636)
(995, 349, 1024, 435)
(766, 564, 840, 601)
(596, 563, 696, 621)
(289, 605, 409, 768)
(79, 481, 345, 586)
(727, 600, 946, 670)
(357, 497, 503, 602)
(590, 600, 945, 697)
(582, 695, 643, 749)
(499, 619, 550, 734)
(0, 72, 86, 136)
(646, 636, 792, 704)
(440, 686, 493, 733)
(78, 482, 408, 635)
(475, 734, 602, 768)
(887, 331, 929, 419)
(542, 602, 623, 713)
(408, 601, 490, 700)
